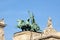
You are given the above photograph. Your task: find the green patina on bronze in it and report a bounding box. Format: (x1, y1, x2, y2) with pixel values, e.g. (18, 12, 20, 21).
(17, 11, 40, 32)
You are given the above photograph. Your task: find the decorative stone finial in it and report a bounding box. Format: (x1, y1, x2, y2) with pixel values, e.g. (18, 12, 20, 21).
(47, 17, 53, 28)
(0, 18, 6, 27)
(43, 17, 56, 34)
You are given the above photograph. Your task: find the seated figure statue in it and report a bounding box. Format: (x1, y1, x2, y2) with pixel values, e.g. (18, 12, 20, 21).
(25, 18, 31, 31)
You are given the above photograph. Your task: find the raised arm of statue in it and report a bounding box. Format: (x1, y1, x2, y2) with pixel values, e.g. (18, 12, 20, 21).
(28, 11, 35, 24)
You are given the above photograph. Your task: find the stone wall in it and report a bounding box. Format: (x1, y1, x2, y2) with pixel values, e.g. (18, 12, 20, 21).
(13, 31, 42, 40)
(13, 31, 60, 40)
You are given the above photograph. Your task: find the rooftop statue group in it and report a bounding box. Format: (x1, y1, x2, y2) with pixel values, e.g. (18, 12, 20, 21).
(17, 11, 40, 32)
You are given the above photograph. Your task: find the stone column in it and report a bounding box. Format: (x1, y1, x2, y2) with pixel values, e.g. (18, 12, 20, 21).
(0, 18, 6, 40)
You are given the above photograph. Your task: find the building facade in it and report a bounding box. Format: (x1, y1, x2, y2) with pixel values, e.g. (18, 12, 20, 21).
(0, 17, 60, 40)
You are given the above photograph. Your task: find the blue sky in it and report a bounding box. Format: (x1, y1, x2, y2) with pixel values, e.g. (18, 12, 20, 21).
(0, 0, 60, 40)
